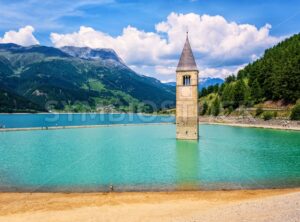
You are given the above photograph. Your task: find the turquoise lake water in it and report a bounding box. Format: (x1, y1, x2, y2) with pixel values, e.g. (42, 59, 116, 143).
(0, 113, 175, 128)
(0, 123, 299, 191)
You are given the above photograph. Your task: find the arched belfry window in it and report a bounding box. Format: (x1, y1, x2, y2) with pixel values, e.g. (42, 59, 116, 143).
(183, 75, 191, 86)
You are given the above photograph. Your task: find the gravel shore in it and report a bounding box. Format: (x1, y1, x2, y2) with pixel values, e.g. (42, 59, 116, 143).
(199, 116, 300, 131)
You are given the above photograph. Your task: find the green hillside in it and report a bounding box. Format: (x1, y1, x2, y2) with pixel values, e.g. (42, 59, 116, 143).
(0, 44, 175, 113)
(238, 33, 300, 103)
(199, 33, 300, 119)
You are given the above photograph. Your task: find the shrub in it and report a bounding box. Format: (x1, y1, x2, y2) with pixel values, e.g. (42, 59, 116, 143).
(225, 106, 234, 115)
(263, 111, 273, 121)
(255, 106, 263, 116)
(207, 106, 212, 115)
(290, 103, 300, 120)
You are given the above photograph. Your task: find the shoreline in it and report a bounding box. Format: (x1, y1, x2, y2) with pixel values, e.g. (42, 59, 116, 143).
(0, 188, 299, 222)
(201, 121, 300, 131)
(199, 116, 300, 131)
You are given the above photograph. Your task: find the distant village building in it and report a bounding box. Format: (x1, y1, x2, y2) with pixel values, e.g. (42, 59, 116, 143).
(176, 34, 199, 140)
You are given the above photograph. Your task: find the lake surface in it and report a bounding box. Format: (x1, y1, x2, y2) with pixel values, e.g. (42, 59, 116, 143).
(0, 124, 299, 191)
(0, 113, 175, 129)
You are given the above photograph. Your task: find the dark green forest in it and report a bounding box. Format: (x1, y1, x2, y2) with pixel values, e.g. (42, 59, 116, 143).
(0, 87, 45, 113)
(199, 33, 300, 119)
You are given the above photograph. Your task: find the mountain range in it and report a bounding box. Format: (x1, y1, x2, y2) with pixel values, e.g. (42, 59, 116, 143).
(164, 77, 224, 90)
(198, 77, 224, 90)
(0, 43, 175, 113)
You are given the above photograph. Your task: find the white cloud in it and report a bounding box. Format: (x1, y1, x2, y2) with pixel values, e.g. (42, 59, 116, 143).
(199, 64, 246, 79)
(50, 12, 283, 81)
(0, 26, 39, 46)
(155, 66, 177, 76)
(51, 26, 167, 66)
(155, 13, 280, 64)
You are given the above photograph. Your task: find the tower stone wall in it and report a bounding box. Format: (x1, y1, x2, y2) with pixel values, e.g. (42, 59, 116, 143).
(176, 35, 199, 140)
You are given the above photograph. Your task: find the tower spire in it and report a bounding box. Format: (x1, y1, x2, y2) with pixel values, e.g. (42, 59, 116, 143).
(176, 33, 198, 72)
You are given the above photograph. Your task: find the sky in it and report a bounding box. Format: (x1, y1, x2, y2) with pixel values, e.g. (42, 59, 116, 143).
(0, 0, 299, 82)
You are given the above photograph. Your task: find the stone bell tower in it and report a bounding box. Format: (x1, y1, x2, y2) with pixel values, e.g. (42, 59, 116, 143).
(176, 33, 199, 140)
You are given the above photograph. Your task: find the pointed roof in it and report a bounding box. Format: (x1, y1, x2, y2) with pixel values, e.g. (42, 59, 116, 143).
(176, 34, 198, 72)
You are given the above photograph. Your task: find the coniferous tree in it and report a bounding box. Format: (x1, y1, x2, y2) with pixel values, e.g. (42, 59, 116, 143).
(225, 75, 236, 83)
(207, 85, 214, 94)
(218, 83, 225, 96)
(250, 79, 263, 103)
(200, 88, 208, 97)
(213, 84, 219, 93)
(201, 101, 208, 115)
(211, 96, 221, 116)
(221, 83, 235, 108)
(233, 79, 250, 108)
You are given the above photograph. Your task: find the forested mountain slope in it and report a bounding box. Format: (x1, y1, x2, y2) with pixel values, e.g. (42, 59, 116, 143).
(0, 44, 175, 113)
(199, 33, 300, 117)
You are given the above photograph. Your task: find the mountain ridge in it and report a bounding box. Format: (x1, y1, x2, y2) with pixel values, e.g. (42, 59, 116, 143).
(0, 43, 175, 113)
(60, 46, 125, 64)
(164, 77, 224, 90)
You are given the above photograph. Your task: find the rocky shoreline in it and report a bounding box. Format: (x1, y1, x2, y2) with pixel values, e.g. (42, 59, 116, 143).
(199, 116, 300, 131)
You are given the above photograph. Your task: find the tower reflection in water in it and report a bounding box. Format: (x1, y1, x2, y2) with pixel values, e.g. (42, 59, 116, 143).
(176, 140, 199, 190)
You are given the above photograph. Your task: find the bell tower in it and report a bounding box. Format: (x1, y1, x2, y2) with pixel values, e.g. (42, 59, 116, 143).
(176, 33, 199, 140)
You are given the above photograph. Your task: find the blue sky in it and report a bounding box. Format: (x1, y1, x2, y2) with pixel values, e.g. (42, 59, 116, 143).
(0, 0, 299, 81)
